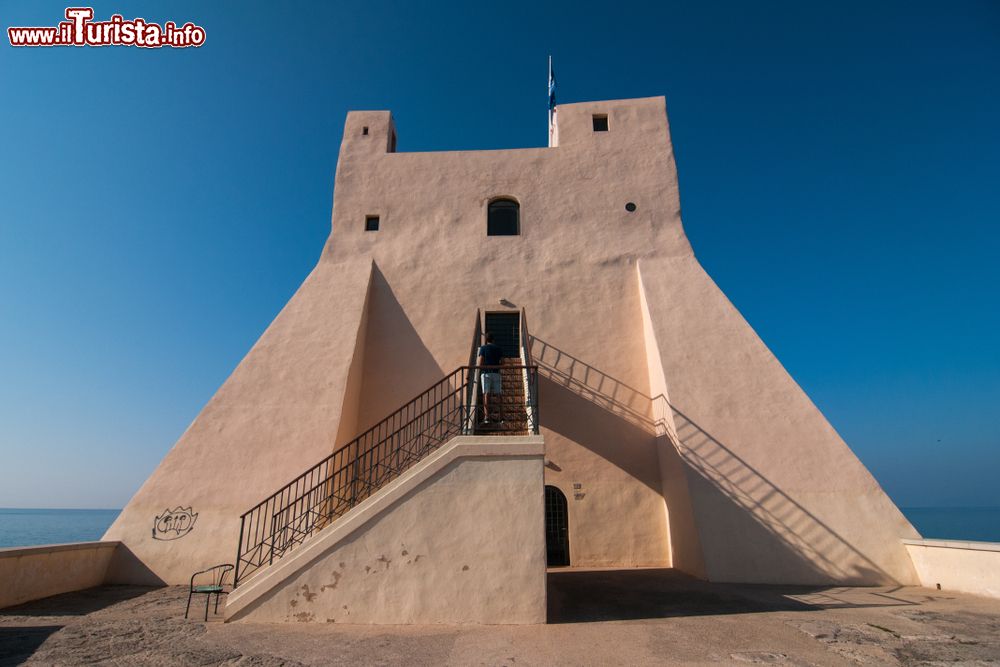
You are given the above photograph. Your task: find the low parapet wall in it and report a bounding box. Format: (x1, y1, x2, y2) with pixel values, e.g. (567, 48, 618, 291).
(904, 538, 1000, 600)
(226, 435, 547, 624)
(0, 541, 120, 609)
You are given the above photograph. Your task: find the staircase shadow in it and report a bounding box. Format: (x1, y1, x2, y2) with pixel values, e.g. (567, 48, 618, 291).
(538, 375, 664, 493)
(530, 336, 896, 584)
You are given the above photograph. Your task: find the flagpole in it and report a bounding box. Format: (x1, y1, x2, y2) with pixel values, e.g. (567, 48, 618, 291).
(548, 55, 552, 136)
(548, 55, 554, 147)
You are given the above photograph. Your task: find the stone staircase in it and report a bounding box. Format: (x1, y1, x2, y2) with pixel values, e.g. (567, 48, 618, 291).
(475, 358, 531, 435)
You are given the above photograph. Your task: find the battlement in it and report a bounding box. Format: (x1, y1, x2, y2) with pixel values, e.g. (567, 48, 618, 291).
(550, 96, 671, 149)
(341, 110, 397, 158)
(328, 96, 684, 260)
(339, 96, 671, 159)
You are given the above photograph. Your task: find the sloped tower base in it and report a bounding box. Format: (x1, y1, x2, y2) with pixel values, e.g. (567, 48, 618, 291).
(105, 95, 919, 599)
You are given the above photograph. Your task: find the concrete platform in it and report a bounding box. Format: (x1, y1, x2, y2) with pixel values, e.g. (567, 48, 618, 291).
(2, 568, 1000, 665)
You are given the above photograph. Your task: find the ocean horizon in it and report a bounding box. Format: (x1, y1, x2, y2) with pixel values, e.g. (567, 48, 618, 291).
(0, 508, 121, 549)
(901, 506, 1000, 543)
(1, 506, 998, 550)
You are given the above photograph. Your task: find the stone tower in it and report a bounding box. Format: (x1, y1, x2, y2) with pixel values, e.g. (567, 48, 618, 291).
(104, 96, 919, 622)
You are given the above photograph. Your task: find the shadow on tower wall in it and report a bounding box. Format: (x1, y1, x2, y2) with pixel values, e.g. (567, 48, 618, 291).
(537, 375, 664, 495)
(531, 336, 893, 585)
(354, 266, 444, 432)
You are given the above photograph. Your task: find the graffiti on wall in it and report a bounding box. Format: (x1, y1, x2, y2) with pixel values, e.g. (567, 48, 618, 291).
(152, 506, 198, 540)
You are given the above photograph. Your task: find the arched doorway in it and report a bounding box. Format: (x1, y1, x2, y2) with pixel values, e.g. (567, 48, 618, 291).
(545, 485, 570, 567)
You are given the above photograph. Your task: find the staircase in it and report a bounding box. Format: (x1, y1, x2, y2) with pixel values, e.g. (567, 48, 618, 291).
(233, 310, 538, 588)
(473, 358, 531, 435)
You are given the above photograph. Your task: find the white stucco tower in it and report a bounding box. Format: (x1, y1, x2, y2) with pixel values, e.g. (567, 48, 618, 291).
(104, 96, 921, 622)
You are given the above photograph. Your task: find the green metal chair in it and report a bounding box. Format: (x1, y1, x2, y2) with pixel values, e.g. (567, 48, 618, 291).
(185, 564, 234, 621)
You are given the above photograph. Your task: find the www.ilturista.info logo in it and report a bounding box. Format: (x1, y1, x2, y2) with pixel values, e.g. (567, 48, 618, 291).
(8, 7, 205, 48)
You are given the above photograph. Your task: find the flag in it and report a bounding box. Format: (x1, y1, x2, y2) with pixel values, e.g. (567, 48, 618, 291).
(548, 56, 557, 147)
(548, 57, 556, 111)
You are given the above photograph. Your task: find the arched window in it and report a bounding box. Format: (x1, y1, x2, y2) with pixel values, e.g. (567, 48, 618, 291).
(487, 198, 520, 236)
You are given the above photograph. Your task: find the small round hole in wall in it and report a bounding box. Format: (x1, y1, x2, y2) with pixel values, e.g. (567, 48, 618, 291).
(625, 202, 637, 212)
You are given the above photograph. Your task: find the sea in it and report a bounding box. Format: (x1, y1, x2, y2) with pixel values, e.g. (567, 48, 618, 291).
(900, 507, 1000, 543)
(0, 507, 998, 549)
(0, 508, 121, 548)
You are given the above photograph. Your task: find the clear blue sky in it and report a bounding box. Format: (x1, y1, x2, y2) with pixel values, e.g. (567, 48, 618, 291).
(1, 1, 997, 510)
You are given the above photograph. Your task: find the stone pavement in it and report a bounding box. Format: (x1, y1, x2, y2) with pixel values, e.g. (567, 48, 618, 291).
(2, 569, 999, 666)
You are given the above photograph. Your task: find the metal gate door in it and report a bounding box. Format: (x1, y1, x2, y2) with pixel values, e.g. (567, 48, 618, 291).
(484, 312, 520, 359)
(545, 485, 570, 567)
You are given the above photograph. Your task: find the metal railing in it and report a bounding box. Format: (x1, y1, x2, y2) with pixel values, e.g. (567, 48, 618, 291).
(234, 363, 538, 587)
(519, 308, 538, 431)
(465, 309, 483, 433)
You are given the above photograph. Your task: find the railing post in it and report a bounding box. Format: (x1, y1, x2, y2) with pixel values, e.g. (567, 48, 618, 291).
(532, 366, 540, 434)
(268, 506, 276, 566)
(234, 514, 246, 587)
(463, 367, 473, 434)
(349, 452, 361, 508)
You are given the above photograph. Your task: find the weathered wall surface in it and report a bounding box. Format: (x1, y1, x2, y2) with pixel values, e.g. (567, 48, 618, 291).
(104, 259, 375, 584)
(905, 539, 1000, 599)
(637, 258, 919, 584)
(226, 437, 546, 624)
(638, 262, 707, 577)
(325, 98, 682, 568)
(106, 98, 684, 581)
(0, 542, 118, 609)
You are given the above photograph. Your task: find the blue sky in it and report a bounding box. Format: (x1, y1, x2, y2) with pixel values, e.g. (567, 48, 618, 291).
(1, 0, 997, 510)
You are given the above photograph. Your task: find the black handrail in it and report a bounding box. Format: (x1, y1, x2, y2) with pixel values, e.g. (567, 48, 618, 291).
(468, 309, 482, 368)
(520, 308, 534, 369)
(234, 363, 538, 587)
(520, 308, 539, 429)
(465, 310, 482, 433)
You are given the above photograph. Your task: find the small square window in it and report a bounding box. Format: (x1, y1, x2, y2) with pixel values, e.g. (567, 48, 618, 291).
(362, 126, 369, 136)
(592, 114, 609, 132)
(365, 215, 379, 232)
